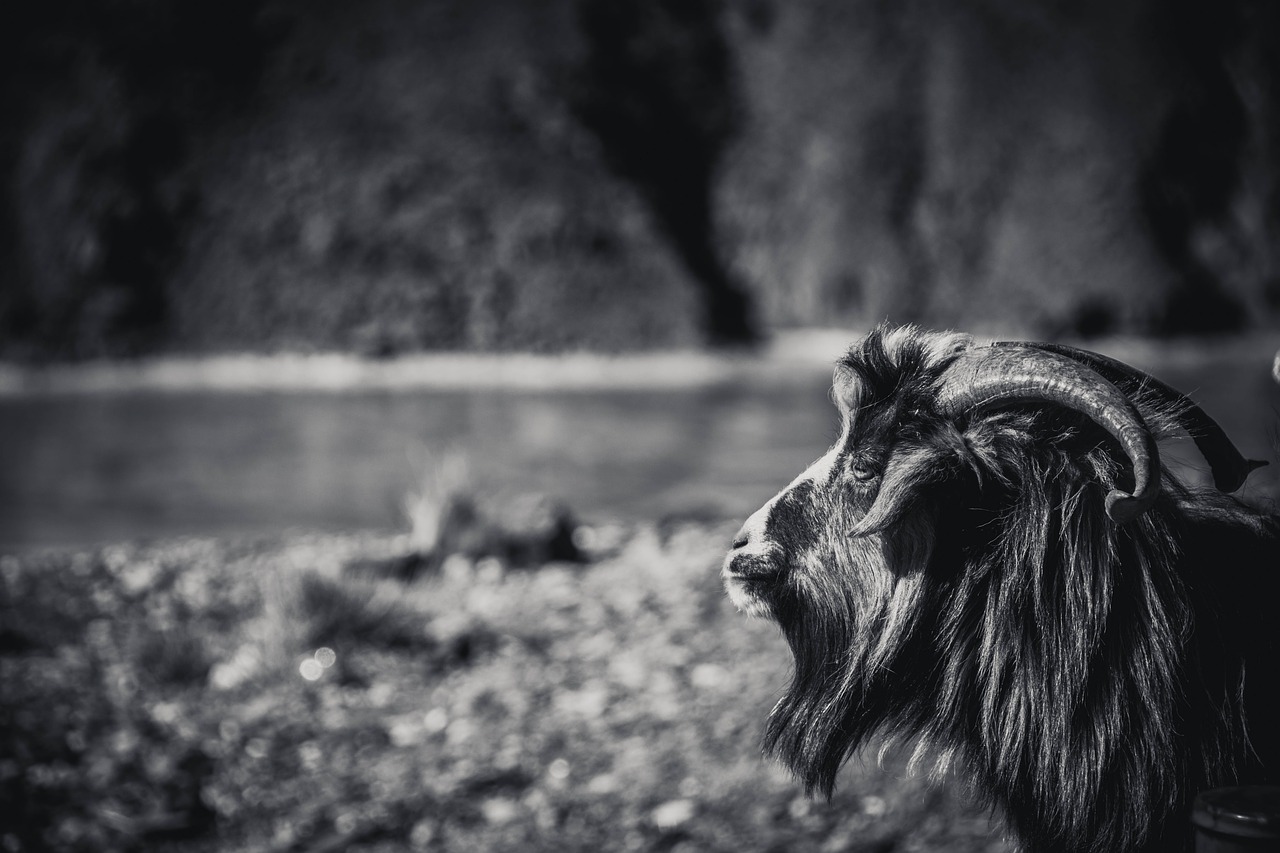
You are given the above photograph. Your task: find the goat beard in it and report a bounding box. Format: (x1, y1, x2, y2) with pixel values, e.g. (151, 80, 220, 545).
(763, 512, 936, 798)
(757, 471, 1252, 853)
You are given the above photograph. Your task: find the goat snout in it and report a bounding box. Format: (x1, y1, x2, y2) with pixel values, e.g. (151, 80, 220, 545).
(724, 522, 777, 579)
(729, 501, 774, 552)
(723, 510, 783, 619)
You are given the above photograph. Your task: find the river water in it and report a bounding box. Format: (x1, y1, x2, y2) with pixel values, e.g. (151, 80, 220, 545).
(2, 338, 1278, 550)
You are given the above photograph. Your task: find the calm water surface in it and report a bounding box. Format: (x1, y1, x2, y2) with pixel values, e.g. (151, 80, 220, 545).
(2, 348, 1278, 550)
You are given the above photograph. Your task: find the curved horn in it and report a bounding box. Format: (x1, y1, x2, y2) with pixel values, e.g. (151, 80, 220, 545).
(994, 341, 1266, 493)
(935, 345, 1161, 524)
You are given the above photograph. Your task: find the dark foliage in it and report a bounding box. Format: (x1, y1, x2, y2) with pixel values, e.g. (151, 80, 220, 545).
(1, 0, 279, 358)
(6, 1, 1280, 356)
(570, 0, 757, 345)
(1138, 0, 1250, 333)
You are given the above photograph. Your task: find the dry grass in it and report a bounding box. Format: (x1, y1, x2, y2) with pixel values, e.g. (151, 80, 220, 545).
(0, 521, 1012, 852)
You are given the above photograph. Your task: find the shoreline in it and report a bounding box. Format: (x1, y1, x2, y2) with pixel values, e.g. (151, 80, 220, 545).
(0, 329, 854, 396)
(1, 328, 1277, 396)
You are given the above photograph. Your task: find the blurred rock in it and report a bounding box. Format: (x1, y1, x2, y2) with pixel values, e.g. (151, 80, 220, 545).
(209, 645, 264, 691)
(489, 495, 584, 568)
(346, 493, 584, 582)
(342, 551, 441, 584)
(480, 796, 521, 825)
(652, 798, 697, 831)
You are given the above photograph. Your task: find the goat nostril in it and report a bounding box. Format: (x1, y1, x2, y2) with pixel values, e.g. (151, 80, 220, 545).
(731, 532, 750, 549)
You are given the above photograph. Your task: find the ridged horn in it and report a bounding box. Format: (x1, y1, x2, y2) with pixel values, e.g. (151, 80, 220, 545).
(935, 345, 1161, 524)
(995, 341, 1266, 493)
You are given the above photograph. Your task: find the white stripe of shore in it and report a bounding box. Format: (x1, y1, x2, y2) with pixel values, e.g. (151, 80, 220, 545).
(1, 329, 1275, 396)
(0, 330, 857, 396)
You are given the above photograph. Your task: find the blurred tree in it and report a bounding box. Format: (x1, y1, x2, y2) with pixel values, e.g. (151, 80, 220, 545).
(570, 0, 759, 345)
(1139, 0, 1249, 333)
(4, 0, 1280, 359)
(0, 0, 279, 358)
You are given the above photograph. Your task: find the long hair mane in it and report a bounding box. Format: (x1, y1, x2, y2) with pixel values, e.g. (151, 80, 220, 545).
(763, 329, 1275, 853)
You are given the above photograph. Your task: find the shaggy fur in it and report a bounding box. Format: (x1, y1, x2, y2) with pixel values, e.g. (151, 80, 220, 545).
(724, 324, 1280, 853)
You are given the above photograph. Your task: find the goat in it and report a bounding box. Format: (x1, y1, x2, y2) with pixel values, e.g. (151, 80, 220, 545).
(722, 324, 1279, 853)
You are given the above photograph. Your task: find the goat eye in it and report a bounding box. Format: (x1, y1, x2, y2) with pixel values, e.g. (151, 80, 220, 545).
(851, 462, 879, 482)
